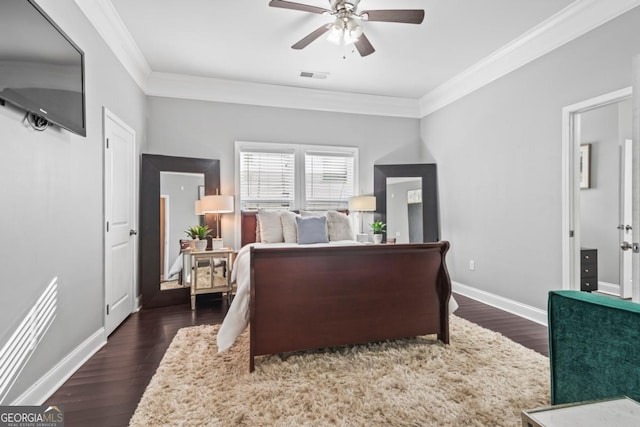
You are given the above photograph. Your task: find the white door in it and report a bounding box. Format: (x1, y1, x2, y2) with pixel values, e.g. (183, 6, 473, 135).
(632, 53, 640, 303)
(104, 108, 136, 335)
(620, 139, 633, 298)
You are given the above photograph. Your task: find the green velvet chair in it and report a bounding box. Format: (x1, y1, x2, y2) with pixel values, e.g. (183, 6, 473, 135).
(548, 290, 640, 405)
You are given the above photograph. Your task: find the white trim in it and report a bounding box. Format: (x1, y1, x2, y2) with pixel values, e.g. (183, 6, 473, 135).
(146, 72, 420, 118)
(419, 0, 640, 116)
(74, 0, 151, 91)
(561, 87, 633, 292)
(77, 0, 640, 118)
(598, 281, 621, 296)
(11, 328, 106, 405)
(452, 281, 548, 327)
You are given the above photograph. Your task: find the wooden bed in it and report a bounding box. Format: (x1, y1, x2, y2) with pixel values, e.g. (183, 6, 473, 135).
(241, 211, 452, 371)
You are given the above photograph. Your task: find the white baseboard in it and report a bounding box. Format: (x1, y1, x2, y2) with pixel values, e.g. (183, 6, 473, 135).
(597, 281, 620, 296)
(11, 328, 107, 405)
(452, 281, 548, 327)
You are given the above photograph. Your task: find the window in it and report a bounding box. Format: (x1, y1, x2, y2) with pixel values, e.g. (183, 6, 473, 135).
(239, 149, 295, 209)
(236, 142, 358, 211)
(304, 151, 355, 210)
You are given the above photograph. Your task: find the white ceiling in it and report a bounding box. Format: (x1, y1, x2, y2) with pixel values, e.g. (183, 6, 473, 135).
(76, 0, 640, 116)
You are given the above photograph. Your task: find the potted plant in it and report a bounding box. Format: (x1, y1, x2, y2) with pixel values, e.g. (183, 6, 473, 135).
(369, 221, 386, 244)
(185, 225, 211, 252)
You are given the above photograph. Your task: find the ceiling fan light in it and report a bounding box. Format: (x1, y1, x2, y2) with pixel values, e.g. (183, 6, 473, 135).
(327, 19, 345, 45)
(344, 19, 362, 44)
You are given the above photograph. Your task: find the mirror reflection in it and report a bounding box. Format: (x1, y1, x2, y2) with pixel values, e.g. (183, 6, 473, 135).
(386, 177, 423, 243)
(159, 171, 204, 290)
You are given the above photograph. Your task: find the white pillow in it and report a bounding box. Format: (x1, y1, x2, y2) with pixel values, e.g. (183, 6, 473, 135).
(327, 210, 354, 241)
(258, 209, 284, 243)
(281, 211, 299, 243)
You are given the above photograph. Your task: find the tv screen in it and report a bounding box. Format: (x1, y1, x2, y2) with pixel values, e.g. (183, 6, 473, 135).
(0, 0, 86, 137)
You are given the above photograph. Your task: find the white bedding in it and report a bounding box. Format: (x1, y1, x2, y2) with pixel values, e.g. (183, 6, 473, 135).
(216, 241, 459, 352)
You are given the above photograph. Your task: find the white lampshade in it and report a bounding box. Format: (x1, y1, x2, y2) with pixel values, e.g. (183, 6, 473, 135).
(348, 196, 376, 212)
(200, 195, 234, 213)
(194, 199, 203, 215)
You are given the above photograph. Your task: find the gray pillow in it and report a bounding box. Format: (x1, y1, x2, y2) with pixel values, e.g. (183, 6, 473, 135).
(296, 216, 329, 244)
(327, 210, 354, 241)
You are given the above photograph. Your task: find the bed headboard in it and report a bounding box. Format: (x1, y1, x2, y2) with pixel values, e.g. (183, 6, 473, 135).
(241, 210, 350, 247)
(241, 211, 259, 247)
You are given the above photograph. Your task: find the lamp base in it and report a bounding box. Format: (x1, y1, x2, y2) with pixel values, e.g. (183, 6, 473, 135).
(356, 233, 369, 243)
(211, 238, 224, 250)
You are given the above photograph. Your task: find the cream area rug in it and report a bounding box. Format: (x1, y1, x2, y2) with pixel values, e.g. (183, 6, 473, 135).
(129, 316, 549, 426)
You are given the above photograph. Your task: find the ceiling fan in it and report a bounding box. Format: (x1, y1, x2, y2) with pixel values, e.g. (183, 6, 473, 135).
(269, 0, 425, 57)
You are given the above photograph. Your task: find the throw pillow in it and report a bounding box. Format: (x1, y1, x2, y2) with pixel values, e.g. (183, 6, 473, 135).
(327, 210, 354, 241)
(258, 209, 284, 243)
(296, 215, 329, 244)
(281, 211, 299, 243)
(300, 210, 328, 218)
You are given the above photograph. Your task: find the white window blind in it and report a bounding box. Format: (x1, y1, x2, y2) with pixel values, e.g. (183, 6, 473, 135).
(304, 151, 355, 210)
(239, 150, 295, 209)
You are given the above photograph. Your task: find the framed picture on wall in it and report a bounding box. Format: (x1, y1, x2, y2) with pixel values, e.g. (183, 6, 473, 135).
(580, 144, 591, 189)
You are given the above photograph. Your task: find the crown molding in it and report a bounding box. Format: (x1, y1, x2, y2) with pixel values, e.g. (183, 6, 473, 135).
(77, 0, 640, 118)
(146, 72, 421, 118)
(419, 0, 640, 117)
(74, 0, 151, 91)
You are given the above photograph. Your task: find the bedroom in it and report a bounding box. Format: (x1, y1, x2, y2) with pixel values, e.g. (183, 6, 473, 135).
(1, 0, 640, 423)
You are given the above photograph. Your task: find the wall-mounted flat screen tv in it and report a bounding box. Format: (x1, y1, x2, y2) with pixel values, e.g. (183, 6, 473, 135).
(0, 0, 86, 137)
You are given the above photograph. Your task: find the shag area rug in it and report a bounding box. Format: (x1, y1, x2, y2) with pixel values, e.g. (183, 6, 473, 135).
(129, 316, 549, 426)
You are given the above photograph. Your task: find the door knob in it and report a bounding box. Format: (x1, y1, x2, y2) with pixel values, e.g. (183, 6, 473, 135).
(626, 225, 633, 231)
(621, 241, 632, 251)
(130, 229, 138, 236)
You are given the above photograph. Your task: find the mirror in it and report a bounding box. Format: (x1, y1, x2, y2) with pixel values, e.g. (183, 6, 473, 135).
(141, 154, 220, 308)
(374, 164, 439, 243)
(386, 177, 423, 243)
(159, 172, 204, 291)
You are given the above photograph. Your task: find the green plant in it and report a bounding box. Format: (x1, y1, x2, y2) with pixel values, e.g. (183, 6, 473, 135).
(185, 225, 212, 240)
(369, 221, 386, 234)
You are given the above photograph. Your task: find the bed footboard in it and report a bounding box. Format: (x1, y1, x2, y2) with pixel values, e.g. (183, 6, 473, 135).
(249, 242, 451, 371)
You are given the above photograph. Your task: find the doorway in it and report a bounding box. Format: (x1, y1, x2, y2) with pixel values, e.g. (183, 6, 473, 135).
(562, 88, 632, 298)
(104, 108, 136, 336)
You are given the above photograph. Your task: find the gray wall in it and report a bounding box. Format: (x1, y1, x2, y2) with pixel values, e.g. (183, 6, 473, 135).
(145, 98, 422, 249)
(580, 99, 632, 285)
(0, 0, 147, 403)
(420, 7, 640, 309)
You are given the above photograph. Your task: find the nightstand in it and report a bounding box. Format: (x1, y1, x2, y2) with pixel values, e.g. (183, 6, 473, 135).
(190, 248, 234, 310)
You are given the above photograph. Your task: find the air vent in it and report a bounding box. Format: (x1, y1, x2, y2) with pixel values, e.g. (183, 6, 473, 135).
(300, 71, 329, 79)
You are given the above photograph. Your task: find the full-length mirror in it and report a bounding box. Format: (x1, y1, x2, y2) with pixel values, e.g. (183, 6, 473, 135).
(386, 177, 423, 243)
(159, 171, 204, 290)
(374, 164, 439, 243)
(141, 154, 220, 308)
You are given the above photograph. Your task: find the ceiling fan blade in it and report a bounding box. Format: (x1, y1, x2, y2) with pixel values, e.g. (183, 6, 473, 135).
(291, 24, 331, 50)
(361, 9, 425, 24)
(353, 33, 375, 57)
(269, 0, 330, 15)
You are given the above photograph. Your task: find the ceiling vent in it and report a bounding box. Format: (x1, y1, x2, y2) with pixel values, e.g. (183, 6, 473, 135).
(300, 71, 329, 79)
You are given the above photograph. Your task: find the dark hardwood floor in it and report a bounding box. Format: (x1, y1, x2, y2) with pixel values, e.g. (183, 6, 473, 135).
(45, 292, 549, 427)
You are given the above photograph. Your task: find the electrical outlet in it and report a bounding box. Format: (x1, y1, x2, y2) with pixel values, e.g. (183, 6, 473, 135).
(469, 260, 475, 271)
